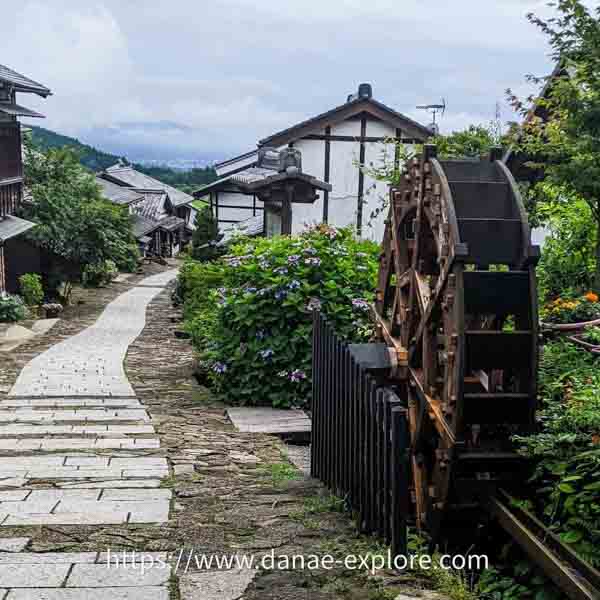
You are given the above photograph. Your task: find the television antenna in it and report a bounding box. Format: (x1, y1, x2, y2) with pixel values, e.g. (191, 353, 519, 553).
(416, 99, 446, 134)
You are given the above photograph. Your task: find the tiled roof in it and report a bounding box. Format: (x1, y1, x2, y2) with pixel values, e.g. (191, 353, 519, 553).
(96, 177, 144, 206)
(195, 165, 331, 196)
(0, 64, 51, 97)
(132, 191, 167, 221)
(0, 102, 44, 118)
(157, 215, 185, 232)
(195, 166, 277, 195)
(131, 214, 157, 238)
(103, 164, 194, 208)
(218, 215, 264, 245)
(0, 215, 36, 242)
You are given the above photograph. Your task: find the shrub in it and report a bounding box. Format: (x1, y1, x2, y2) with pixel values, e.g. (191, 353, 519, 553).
(82, 260, 118, 288)
(514, 339, 600, 567)
(541, 292, 600, 324)
(191, 206, 222, 261)
(536, 195, 596, 301)
(0, 293, 27, 323)
(180, 225, 379, 408)
(18, 273, 44, 306)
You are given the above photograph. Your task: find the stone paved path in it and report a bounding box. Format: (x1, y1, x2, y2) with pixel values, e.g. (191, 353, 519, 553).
(9, 270, 177, 398)
(0, 270, 178, 598)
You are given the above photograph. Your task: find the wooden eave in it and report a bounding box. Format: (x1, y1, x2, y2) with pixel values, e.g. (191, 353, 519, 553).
(259, 98, 432, 148)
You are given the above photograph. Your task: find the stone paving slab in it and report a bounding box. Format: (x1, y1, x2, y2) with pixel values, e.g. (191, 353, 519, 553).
(0, 399, 143, 408)
(67, 563, 171, 587)
(0, 564, 70, 587)
(226, 407, 311, 437)
(6, 587, 169, 600)
(0, 425, 155, 436)
(0, 539, 29, 552)
(56, 479, 162, 489)
(0, 438, 160, 451)
(0, 409, 150, 423)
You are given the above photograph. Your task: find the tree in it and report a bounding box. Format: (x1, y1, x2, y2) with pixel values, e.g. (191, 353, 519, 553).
(508, 0, 600, 290)
(191, 205, 221, 261)
(432, 124, 499, 159)
(361, 124, 500, 226)
(22, 141, 139, 274)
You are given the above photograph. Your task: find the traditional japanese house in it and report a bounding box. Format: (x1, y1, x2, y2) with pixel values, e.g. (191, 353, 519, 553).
(0, 64, 51, 293)
(197, 83, 432, 241)
(98, 163, 196, 257)
(216, 147, 331, 243)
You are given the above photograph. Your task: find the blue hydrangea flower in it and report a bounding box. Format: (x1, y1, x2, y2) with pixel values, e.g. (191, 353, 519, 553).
(256, 330, 267, 340)
(273, 267, 288, 276)
(287, 280, 301, 290)
(303, 247, 318, 255)
(304, 257, 321, 267)
(287, 255, 301, 265)
(259, 348, 274, 359)
(275, 289, 287, 300)
(212, 362, 228, 374)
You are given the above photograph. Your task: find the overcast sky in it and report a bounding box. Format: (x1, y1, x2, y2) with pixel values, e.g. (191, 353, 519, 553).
(2, 0, 588, 161)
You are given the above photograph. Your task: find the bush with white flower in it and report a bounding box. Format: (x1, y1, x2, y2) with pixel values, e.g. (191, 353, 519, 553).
(179, 225, 379, 408)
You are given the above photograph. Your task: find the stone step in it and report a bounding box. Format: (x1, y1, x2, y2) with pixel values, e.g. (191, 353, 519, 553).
(0, 398, 143, 408)
(0, 409, 150, 423)
(0, 425, 155, 436)
(0, 437, 160, 451)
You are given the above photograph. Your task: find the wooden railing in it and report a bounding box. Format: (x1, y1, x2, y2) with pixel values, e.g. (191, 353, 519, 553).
(0, 178, 22, 219)
(311, 312, 410, 556)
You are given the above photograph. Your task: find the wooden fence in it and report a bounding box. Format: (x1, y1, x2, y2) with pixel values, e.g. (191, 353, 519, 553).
(311, 312, 410, 556)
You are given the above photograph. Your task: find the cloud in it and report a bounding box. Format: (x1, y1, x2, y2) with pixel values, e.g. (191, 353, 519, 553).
(2, 0, 570, 160)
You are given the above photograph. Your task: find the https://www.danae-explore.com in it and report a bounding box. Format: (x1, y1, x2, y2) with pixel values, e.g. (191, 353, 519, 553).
(105, 548, 489, 575)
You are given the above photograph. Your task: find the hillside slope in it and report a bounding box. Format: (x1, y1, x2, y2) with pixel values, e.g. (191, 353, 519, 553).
(28, 126, 217, 193)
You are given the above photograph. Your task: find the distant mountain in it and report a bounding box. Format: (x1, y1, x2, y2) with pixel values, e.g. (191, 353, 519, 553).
(28, 126, 217, 193)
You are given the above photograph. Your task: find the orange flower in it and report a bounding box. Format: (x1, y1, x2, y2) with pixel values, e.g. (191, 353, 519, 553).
(584, 292, 599, 303)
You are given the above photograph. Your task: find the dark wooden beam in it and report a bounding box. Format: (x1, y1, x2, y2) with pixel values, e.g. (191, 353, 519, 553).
(394, 128, 402, 171)
(357, 116, 367, 235)
(323, 125, 331, 223)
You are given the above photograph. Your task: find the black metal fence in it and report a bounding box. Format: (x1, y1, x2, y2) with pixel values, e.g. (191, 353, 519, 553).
(311, 312, 410, 556)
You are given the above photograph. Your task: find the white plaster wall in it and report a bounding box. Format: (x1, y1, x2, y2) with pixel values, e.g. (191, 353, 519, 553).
(328, 137, 360, 230)
(213, 191, 263, 230)
(290, 138, 325, 234)
(362, 120, 397, 241)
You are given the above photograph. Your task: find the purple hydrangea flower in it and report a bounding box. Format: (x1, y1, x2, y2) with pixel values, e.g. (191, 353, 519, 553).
(303, 247, 318, 255)
(306, 297, 322, 312)
(274, 267, 288, 276)
(275, 289, 287, 301)
(287, 255, 301, 265)
(290, 369, 307, 382)
(257, 287, 272, 297)
(352, 299, 370, 311)
(212, 362, 228, 374)
(245, 287, 257, 294)
(287, 280, 301, 290)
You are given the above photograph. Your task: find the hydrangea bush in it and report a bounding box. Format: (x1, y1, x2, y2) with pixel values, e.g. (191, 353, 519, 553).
(179, 225, 379, 408)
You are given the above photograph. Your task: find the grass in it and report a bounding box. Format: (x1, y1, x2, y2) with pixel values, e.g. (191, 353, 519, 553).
(191, 198, 209, 211)
(258, 461, 303, 486)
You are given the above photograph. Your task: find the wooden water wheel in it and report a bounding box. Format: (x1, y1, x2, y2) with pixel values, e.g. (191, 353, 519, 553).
(374, 145, 540, 544)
